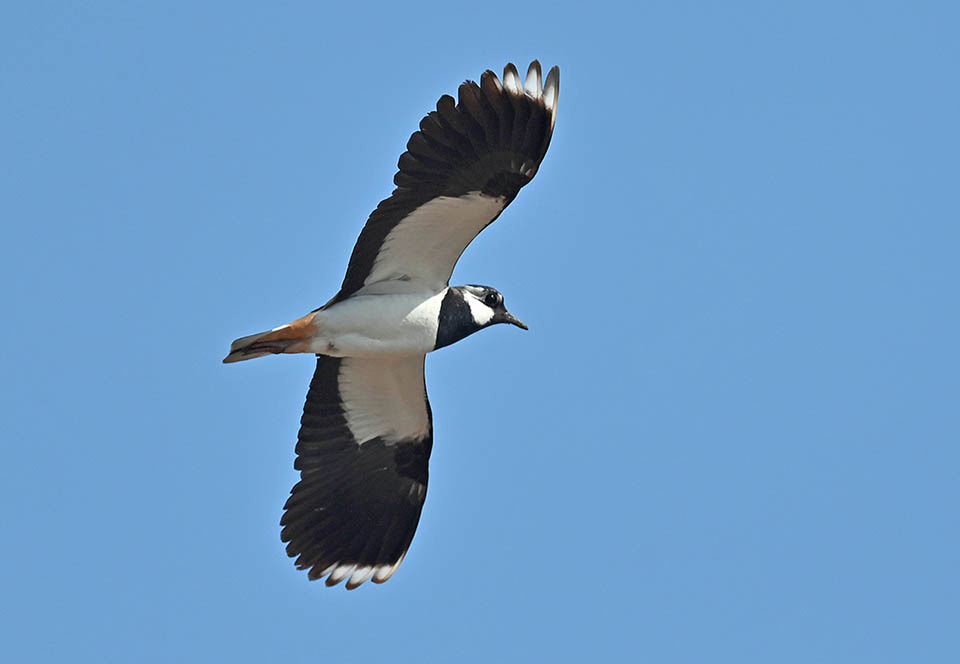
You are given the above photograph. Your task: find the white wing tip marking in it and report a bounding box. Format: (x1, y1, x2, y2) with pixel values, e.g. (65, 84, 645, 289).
(543, 66, 560, 129)
(317, 553, 407, 589)
(325, 563, 356, 587)
(316, 562, 337, 579)
(503, 63, 522, 94)
(373, 552, 407, 584)
(507, 60, 559, 129)
(524, 60, 543, 98)
(345, 565, 375, 590)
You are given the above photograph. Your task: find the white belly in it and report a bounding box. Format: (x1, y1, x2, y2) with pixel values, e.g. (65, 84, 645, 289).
(308, 289, 445, 357)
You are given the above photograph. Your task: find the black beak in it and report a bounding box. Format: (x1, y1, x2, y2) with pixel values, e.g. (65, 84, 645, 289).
(500, 312, 529, 330)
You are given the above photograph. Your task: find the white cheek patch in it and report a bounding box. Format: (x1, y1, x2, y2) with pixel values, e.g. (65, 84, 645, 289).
(465, 294, 495, 326)
(338, 356, 431, 445)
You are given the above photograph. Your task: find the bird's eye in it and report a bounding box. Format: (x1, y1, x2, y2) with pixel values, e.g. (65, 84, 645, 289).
(484, 292, 499, 307)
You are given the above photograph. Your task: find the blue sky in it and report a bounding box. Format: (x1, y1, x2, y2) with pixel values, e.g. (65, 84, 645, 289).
(2, 2, 958, 662)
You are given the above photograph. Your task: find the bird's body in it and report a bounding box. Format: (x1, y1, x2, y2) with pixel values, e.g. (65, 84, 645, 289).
(236, 290, 447, 359)
(316, 290, 446, 357)
(225, 61, 559, 588)
(225, 284, 525, 360)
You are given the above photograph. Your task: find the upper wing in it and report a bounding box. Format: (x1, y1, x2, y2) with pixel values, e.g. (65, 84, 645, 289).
(280, 354, 432, 589)
(329, 61, 560, 303)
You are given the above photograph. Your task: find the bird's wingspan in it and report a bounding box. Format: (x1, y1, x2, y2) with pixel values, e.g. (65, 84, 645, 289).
(329, 61, 560, 304)
(280, 354, 433, 588)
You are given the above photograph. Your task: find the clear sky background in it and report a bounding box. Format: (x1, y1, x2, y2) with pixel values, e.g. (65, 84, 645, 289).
(2, 2, 958, 662)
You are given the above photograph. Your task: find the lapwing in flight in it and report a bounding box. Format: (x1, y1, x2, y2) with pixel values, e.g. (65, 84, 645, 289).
(224, 61, 559, 589)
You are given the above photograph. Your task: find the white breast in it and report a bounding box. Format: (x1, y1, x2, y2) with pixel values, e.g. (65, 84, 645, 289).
(310, 290, 446, 357)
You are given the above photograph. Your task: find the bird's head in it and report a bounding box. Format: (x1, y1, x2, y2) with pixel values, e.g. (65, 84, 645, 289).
(435, 285, 527, 349)
(460, 284, 528, 331)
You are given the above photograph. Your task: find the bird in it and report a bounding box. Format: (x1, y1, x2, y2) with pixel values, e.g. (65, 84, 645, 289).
(224, 61, 560, 589)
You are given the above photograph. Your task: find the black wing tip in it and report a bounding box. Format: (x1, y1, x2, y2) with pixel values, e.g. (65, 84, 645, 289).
(450, 61, 559, 117)
(280, 481, 424, 589)
(285, 546, 410, 589)
(280, 515, 416, 590)
(427, 59, 560, 171)
(482, 60, 559, 101)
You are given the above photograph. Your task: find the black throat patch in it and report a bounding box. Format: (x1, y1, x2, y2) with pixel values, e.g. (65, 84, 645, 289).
(435, 288, 482, 350)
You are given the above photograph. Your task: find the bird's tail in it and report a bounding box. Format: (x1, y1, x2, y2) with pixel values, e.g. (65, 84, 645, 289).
(223, 312, 318, 364)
